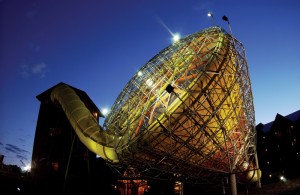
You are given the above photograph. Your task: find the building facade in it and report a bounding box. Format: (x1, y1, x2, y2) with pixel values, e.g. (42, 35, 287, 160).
(256, 110, 300, 184)
(31, 82, 117, 194)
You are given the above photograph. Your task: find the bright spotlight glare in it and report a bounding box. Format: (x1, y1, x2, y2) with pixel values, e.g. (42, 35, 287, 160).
(280, 176, 284, 180)
(101, 108, 109, 115)
(146, 79, 154, 87)
(172, 33, 180, 43)
(22, 164, 31, 172)
(207, 12, 213, 17)
(280, 175, 287, 182)
(137, 71, 143, 76)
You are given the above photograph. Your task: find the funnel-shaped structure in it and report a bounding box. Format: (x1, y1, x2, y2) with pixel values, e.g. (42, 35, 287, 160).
(102, 26, 258, 183)
(47, 26, 259, 185)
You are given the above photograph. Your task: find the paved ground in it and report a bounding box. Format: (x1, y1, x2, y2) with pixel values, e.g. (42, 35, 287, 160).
(240, 178, 300, 195)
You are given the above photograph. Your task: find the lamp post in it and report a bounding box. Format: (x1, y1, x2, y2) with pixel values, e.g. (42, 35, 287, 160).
(207, 12, 216, 26)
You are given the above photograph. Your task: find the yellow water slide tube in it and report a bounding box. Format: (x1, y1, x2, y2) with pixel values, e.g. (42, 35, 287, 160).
(50, 84, 119, 163)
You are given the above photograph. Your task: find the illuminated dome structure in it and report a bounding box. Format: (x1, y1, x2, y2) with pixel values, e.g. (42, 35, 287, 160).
(49, 26, 259, 187)
(102, 26, 259, 183)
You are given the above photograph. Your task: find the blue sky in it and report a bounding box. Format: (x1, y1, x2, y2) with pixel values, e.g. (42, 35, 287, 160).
(0, 0, 299, 169)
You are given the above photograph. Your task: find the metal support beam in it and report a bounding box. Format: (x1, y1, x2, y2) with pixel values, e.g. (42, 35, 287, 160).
(229, 173, 237, 195)
(254, 152, 261, 188)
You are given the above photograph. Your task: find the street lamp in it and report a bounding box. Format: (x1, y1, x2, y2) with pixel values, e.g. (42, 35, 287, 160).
(207, 12, 216, 26)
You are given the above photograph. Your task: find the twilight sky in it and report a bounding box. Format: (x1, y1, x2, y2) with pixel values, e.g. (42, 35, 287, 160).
(1, 0, 299, 169)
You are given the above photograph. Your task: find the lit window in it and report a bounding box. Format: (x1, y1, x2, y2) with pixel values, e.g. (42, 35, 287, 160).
(93, 112, 98, 118)
(52, 162, 59, 171)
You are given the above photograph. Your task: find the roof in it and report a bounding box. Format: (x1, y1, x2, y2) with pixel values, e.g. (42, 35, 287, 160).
(285, 109, 300, 121)
(257, 109, 300, 132)
(36, 82, 104, 118)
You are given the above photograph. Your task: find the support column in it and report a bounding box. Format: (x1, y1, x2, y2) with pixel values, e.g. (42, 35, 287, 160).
(62, 133, 76, 194)
(221, 178, 226, 194)
(254, 152, 261, 188)
(230, 173, 237, 195)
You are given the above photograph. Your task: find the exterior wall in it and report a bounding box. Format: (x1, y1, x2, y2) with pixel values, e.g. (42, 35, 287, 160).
(256, 111, 300, 184)
(30, 83, 116, 194)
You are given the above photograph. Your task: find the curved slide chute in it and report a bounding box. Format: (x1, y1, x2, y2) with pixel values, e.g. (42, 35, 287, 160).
(50, 84, 119, 163)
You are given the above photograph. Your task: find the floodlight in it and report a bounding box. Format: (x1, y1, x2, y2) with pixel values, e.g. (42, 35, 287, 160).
(172, 33, 181, 43)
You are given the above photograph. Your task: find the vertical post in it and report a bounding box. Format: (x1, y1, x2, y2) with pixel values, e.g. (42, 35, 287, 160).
(62, 133, 76, 194)
(254, 152, 261, 188)
(221, 178, 226, 194)
(230, 173, 237, 195)
(222, 15, 233, 36)
(86, 149, 91, 193)
(208, 12, 216, 26)
(176, 181, 183, 195)
(180, 182, 184, 195)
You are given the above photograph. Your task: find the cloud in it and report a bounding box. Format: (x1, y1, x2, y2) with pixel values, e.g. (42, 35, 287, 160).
(20, 62, 48, 79)
(18, 137, 26, 142)
(16, 154, 28, 161)
(5, 144, 29, 155)
(4, 144, 30, 162)
(32, 62, 47, 77)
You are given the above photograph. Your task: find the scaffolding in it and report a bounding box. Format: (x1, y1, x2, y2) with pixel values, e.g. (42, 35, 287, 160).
(102, 26, 259, 187)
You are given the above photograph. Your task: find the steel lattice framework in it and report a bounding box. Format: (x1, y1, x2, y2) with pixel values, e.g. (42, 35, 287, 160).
(103, 26, 258, 184)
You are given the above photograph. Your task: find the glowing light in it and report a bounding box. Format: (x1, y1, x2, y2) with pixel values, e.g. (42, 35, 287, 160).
(22, 164, 31, 172)
(93, 112, 98, 118)
(207, 12, 213, 17)
(101, 108, 109, 115)
(172, 33, 181, 43)
(137, 71, 143, 76)
(156, 16, 181, 44)
(146, 79, 154, 87)
(242, 161, 249, 170)
(280, 176, 287, 182)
